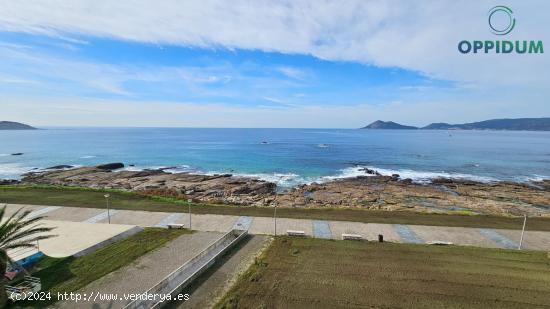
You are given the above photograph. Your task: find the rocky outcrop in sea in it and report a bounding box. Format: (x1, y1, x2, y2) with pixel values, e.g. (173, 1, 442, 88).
(18, 163, 550, 217)
(22, 163, 277, 206)
(277, 176, 550, 217)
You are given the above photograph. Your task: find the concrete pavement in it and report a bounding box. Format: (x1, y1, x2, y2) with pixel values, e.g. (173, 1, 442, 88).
(7, 219, 141, 261)
(4, 203, 550, 251)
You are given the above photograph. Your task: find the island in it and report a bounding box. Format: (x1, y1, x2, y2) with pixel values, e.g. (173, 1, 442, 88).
(0, 121, 37, 130)
(362, 117, 550, 131)
(361, 120, 417, 130)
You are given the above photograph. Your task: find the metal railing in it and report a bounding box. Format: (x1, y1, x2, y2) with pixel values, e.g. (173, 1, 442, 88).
(124, 229, 247, 309)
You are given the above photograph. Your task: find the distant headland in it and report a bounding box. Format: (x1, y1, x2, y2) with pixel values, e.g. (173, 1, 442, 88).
(362, 118, 550, 131)
(0, 121, 36, 130)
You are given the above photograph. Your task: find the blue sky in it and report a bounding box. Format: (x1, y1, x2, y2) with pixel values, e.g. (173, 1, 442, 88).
(0, 1, 549, 128)
(0, 31, 444, 106)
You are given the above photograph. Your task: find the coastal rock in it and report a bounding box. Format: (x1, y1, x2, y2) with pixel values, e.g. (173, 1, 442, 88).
(359, 167, 381, 176)
(19, 163, 550, 216)
(96, 163, 125, 170)
(274, 176, 550, 216)
(46, 165, 74, 170)
(22, 163, 277, 206)
(11, 153, 23, 156)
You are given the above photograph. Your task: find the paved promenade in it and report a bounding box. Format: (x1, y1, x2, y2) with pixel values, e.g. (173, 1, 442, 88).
(4, 203, 550, 251)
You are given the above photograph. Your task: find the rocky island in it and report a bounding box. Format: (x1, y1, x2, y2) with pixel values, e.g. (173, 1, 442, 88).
(0, 121, 37, 130)
(362, 117, 550, 131)
(18, 163, 550, 217)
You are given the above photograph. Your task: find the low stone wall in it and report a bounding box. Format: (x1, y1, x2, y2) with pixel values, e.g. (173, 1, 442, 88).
(124, 229, 248, 309)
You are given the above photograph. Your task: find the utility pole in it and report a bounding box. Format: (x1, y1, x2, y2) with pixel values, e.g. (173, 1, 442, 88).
(104, 194, 111, 224)
(518, 214, 527, 250)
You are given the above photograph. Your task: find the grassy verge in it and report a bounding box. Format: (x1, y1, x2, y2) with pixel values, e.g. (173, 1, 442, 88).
(10, 227, 191, 308)
(1, 185, 550, 231)
(216, 237, 550, 309)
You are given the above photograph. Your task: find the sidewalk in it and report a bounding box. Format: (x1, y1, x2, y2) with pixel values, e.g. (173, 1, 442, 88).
(5, 203, 550, 251)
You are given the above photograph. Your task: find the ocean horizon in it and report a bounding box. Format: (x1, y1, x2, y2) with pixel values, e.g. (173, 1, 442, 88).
(1, 127, 549, 187)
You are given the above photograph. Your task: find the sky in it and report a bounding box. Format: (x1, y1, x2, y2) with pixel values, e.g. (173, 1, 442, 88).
(0, 0, 549, 128)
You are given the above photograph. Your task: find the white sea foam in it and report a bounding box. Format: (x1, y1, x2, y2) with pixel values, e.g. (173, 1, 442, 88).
(41, 164, 82, 171)
(0, 154, 10, 157)
(0, 163, 34, 179)
(320, 166, 497, 184)
(232, 172, 305, 187)
(24, 161, 541, 188)
(196, 165, 502, 187)
(164, 165, 193, 173)
(119, 165, 164, 172)
(515, 174, 549, 182)
(318, 167, 371, 182)
(118, 165, 193, 173)
(80, 155, 96, 159)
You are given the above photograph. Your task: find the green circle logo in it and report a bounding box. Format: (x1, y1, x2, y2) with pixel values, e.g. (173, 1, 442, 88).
(488, 6, 516, 35)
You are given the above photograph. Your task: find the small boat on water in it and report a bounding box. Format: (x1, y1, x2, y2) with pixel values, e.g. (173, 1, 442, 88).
(318, 144, 329, 148)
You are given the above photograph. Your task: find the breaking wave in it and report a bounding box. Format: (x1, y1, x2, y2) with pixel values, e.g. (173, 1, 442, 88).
(231, 172, 306, 188)
(2, 162, 545, 188)
(345, 166, 497, 183)
(0, 163, 35, 179)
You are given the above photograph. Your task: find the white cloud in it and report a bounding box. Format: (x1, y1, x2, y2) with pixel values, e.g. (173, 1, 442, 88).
(276, 66, 310, 80)
(0, 0, 548, 88)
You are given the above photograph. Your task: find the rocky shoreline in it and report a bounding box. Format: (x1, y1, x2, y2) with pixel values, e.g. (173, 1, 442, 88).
(13, 163, 550, 217)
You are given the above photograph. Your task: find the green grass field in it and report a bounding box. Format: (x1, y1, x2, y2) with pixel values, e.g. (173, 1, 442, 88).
(10, 227, 191, 308)
(216, 237, 550, 309)
(2, 185, 550, 230)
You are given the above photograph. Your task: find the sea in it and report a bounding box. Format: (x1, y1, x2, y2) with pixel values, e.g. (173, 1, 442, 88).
(1, 128, 549, 187)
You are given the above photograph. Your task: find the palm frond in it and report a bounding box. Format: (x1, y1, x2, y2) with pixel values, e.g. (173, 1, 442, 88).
(0, 214, 54, 244)
(0, 206, 56, 253)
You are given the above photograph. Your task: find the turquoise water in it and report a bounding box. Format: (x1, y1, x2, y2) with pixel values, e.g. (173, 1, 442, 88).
(1, 128, 549, 186)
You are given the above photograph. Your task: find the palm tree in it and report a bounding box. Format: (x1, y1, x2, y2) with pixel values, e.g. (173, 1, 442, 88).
(0, 206, 55, 307)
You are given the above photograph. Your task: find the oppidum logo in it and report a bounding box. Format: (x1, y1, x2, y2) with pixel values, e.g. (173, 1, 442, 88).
(458, 6, 543, 54)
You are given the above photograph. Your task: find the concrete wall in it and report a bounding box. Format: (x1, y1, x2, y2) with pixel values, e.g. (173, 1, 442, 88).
(124, 229, 247, 309)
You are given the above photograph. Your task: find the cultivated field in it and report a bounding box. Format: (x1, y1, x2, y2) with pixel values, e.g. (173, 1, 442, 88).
(216, 237, 550, 308)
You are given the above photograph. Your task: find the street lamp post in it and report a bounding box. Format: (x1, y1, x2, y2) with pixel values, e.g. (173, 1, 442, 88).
(104, 194, 111, 224)
(273, 202, 278, 236)
(518, 214, 527, 250)
(187, 199, 192, 229)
